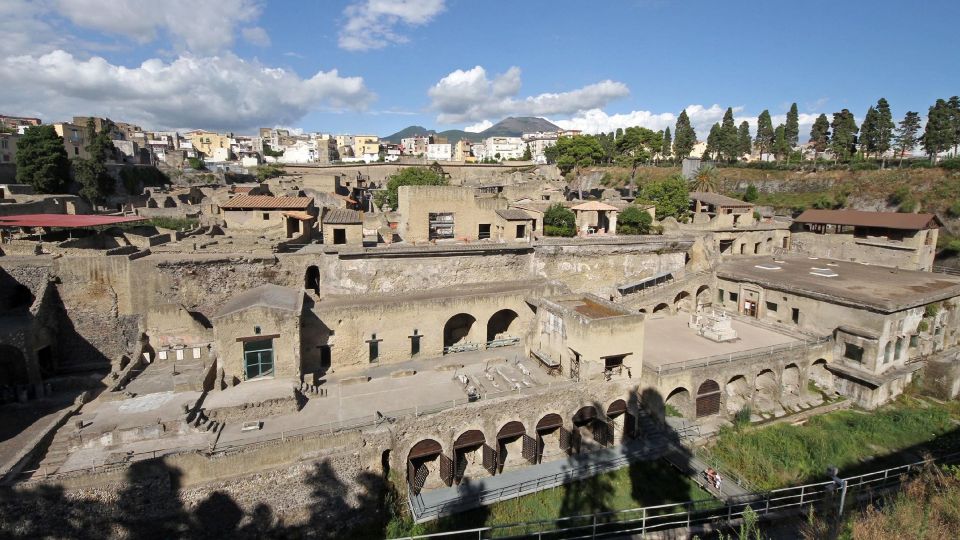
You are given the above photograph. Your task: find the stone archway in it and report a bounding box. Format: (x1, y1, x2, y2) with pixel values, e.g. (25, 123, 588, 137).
(695, 285, 711, 308)
(443, 313, 477, 351)
(453, 430, 491, 482)
(695, 379, 721, 417)
(606, 399, 633, 443)
(810, 358, 832, 391)
(572, 406, 602, 452)
(653, 302, 670, 314)
(304, 265, 320, 294)
(665, 387, 691, 418)
(486, 309, 519, 342)
(496, 421, 529, 473)
(407, 439, 445, 494)
(782, 363, 801, 396)
(536, 413, 566, 463)
(674, 291, 692, 313)
(755, 369, 778, 410)
(725, 375, 750, 415)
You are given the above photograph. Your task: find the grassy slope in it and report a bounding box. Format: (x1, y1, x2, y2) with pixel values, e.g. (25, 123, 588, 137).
(705, 396, 960, 491)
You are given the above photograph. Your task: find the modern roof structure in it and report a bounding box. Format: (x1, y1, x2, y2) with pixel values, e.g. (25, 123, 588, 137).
(219, 195, 312, 210)
(794, 209, 942, 230)
(322, 208, 362, 224)
(496, 208, 534, 221)
(717, 255, 960, 312)
(571, 201, 619, 212)
(214, 284, 302, 319)
(0, 214, 145, 228)
(689, 192, 754, 208)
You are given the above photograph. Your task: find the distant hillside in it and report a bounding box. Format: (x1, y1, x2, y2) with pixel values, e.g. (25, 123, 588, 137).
(479, 116, 560, 137)
(382, 116, 560, 143)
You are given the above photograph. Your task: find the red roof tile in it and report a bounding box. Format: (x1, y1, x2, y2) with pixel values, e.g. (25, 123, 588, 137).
(220, 195, 312, 210)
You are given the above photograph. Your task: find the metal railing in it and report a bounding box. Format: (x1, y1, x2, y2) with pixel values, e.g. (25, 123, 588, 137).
(645, 336, 831, 376)
(396, 451, 960, 539)
(933, 265, 960, 276)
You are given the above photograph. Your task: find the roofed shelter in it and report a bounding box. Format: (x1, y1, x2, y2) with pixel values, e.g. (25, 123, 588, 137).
(322, 208, 363, 245)
(689, 192, 755, 228)
(219, 195, 316, 237)
(571, 201, 619, 235)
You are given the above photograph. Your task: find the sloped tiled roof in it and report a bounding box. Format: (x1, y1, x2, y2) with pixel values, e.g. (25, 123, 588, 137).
(322, 208, 362, 224)
(220, 195, 312, 210)
(571, 201, 619, 211)
(794, 209, 942, 230)
(496, 208, 534, 221)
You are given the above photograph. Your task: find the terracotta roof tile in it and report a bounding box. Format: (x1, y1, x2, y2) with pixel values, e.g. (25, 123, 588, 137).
(220, 195, 312, 210)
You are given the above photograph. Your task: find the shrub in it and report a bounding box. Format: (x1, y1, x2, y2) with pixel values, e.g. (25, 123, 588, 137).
(187, 157, 205, 170)
(888, 186, 911, 205)
(925, 303, 940, 318)
(742, 184, 759, 202)
(812, 195, 834, 209)
(918, 320, 930, 333)
(942, 239, 960, 255)
(850, 161, 880, 171)
(940, 157, 960, 170)
(733, 406, 752, 430)
(898, 198, 917, 213)
(948, 201, 960, 218)
(544, 224, 575, 237)
(543, 203, 576, 236)
(618, 206, 653, 235)
(254, 163, 285, 182)
(664, 404, 683, 418)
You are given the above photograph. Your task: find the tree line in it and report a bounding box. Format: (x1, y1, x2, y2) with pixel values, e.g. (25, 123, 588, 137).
(546, 96, 960, 173)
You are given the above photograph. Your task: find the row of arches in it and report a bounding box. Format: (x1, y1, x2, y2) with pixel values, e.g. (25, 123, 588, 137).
(638, 285, 712, 316)
(443, 309, 520, 350)
(407, 399, 636, 494)
(665, 360, 829, 419)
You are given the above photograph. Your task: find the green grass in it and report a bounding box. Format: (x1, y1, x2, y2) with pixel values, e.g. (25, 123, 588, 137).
(384, 459, 712, 538)
(704, 397, 960, 491)
(144, 217, 199, 231)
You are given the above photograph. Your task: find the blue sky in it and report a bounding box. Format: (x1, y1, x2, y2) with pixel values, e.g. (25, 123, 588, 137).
(1, 0, 958, 138)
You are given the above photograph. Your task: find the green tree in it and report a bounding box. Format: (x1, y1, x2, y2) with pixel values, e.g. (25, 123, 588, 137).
(773, 124, 789, 163)
(829, 109, 858, 163)
(894, 111, 922, 166)
(640, 175, 689, 220)
(719, 107, 739, 162)
(661, 126, 672, 161)
(374, 166, 447, 209)
(859, 106, 879, 158)
(743, 184, 759, 202)
(543, 203, 575, 237)
(15, 125, 71, 193)
(74, 119, 116, 203)
(704, 123, 721, 160)
(875, 97, 895, 160)
(690, 164, 718, 192)
(616, 126, 660, 194)
(552, 135, 605, 175)
(754, 110, 775, 161)
(522, 145, 532, 161)
(737, 121, 752, 158)
(673, 110, 697, 158)
(924, 99, 954, 162)
(617, 206, 653, 234)
(809, 114, 830, 161)
(785, 102, 800, 149)
(948, 96, 960, 157)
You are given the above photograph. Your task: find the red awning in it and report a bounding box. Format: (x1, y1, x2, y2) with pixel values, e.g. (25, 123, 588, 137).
(0, 214, 145, 228)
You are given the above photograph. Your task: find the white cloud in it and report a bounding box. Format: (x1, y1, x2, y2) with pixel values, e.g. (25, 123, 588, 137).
(463, 120, 493, 133)
(339, 0, 445, 51)
(241, 26, 271, 47)
(0, 51, 374, 133)
(429, 66, 629, 125)
(54, 0, 262, 54)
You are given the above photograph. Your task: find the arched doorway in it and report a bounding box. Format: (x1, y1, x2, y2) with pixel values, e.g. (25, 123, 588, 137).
(407, 439, 447, 494)
(606, 399, 634, 443)
(674, 291, 692, 313)
(304, 265, 320, 294)
(0, 345, 30, 390)
(486, 309, 519, 342)
(572, 406, 602, 452)
(782, 364, 801, 396)
(653, 303, 670, 314)
(695, 285, 711, 308)
(665, 387, 690, 418)
(810, 359, 832, 391)
(725, 375, 750, 415)
(453, 430, 492, 482)
(496, 421, 529, 473)
(696, 379, 721, 417)
(755, 369, 778, 409)
(535, 413, 565, 463)
(443, 313, 477, 352)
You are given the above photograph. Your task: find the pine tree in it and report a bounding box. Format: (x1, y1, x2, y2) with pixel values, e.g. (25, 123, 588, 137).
(737, 121, 752, 158)
(719, 107, 739, 162)
(673, 110, 697, 159)
(703, 123, 720, 160)
(893, 111, 921, 167)
(661, 126, 672, 161)
(773, 124, 789, 162)
(785, 102, 800, 148)
(948, 96, 960, 157)
(859, 106, 878, 158)
(875, 98, 895, 160)
(754, 110, 775, 161)
(829, 109, 858, 163)
(15, 125, 71, 193)
(809, 114, 830, 161)
(923, 99, 953, 162)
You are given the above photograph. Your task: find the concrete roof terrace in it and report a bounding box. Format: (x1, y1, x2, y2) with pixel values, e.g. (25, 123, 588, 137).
(642, 311, 800, 372)
(718, 256, 960, 313)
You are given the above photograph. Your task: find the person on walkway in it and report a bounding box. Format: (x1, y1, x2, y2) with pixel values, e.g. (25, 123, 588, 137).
(715, 473, 722, 492)
(705, 467, 715, 486)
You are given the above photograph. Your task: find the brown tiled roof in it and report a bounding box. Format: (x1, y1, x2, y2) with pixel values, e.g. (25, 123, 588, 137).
(220, 195, 312, 210)
(282, 211, 314, 221)
(496, 208, 534, 221)
(571, 201, 619, 211)
(322, 208, 362, 224)
(689, 192, 753, 207)
(794, 209, 942, 230)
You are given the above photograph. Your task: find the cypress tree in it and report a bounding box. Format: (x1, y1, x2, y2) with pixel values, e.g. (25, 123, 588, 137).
(719, 107, 738, 161)
(737, 121, 752, 158)
(704, 123, 721, 160)
(809, 114, 830, 161)
(859, 106, 878, 158)
(661, 126, 672, 161)
(829, 109, 858, 163)
(875, 98, 895, 159)
(755, 110, 775, 161)
(785, 103, 800, 148)
(948, 96, 960, 157)
(673, 110, 697, 159)
(923, 99, 953, 162)
(773, 124, 789, 162)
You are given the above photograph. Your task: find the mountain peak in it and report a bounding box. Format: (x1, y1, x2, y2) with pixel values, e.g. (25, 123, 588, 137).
(382, 116, 561, 143)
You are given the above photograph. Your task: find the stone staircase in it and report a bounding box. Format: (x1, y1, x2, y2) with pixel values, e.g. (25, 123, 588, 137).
(25, 421, 79, 479)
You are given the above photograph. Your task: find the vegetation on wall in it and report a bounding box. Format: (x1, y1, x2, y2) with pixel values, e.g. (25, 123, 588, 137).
(255, 163, 286, 182)
(119, 165, 170, 194)
(374, 166, 448, 210)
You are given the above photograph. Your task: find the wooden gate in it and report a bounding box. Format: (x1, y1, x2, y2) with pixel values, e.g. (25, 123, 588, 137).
(482, 444, 497, 475)
(696, 379, 722, 417)
(522, 434, 537, 464)
(439, 454, 454, 487)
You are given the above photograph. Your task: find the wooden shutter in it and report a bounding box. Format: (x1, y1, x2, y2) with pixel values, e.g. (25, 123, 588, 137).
(439, 454, 454, 486)
(482, 444, 497, 475)
(522, 434, 537, 464)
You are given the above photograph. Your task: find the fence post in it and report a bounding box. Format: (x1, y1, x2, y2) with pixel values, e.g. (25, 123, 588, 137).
(799, 485, 805, 506)
(592, 514, 597, 539)
(838, 479, 848, 516)
(642, 507, 647, 536)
